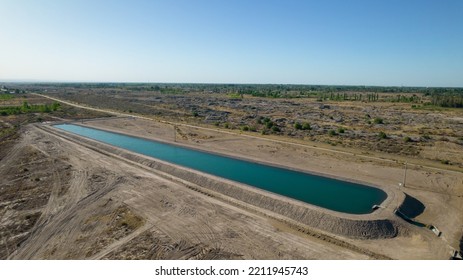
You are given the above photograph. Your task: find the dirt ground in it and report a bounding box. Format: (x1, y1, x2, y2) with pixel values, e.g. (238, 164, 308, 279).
(36, 87, 463, 171)
(1, 115, 461, 259)
(1, 125, 369, 259)
(82, 117, 463, 259)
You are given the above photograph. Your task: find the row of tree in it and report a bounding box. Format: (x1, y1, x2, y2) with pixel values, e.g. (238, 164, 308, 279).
(430, 94, 463, 108)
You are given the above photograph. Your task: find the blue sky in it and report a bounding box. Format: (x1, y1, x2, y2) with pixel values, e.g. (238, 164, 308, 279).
(0, 0, 462, 86)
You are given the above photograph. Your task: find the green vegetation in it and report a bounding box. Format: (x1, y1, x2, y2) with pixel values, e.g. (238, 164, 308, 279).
(328, 130, 337, 136)
(159, 87, 184, 94)
(294, 122, 311, 130)
(302, 122, 311, 130)
(25, 83, 463, 109)
(0, 101, 61, 116)
(404, 136, 412, 143)
(257, 117, 281, 132)
(337, 127, 345, 133)
(378, 131, 388, 139)
(228, 93, 243, 99)
(429, 94, 463, 108)
(373, 117, 384, 124)
(0, 93, 14, 100)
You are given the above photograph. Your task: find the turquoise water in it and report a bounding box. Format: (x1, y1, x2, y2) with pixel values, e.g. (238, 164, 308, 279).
(55, 124, 387, 214)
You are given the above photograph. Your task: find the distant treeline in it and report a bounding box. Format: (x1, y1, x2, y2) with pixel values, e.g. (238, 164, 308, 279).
(8, 83, 463, 108)
(430, 94, 463, 108)
(18, 82, 463, 95)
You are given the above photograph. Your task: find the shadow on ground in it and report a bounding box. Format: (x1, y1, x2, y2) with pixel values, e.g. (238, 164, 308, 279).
(398, 193, 425, 219)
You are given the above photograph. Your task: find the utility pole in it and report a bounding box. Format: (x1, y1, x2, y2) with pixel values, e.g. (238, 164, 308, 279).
(403, 162, 407, 188)
(396, 162, 407, 210)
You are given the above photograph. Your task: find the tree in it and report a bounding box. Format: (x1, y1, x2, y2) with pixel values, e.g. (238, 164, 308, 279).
(22, 101, 30, 110)
(51, 102, 60, 111)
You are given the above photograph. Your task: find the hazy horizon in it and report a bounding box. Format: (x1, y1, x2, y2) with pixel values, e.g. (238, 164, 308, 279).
(2, 79, 463, 89)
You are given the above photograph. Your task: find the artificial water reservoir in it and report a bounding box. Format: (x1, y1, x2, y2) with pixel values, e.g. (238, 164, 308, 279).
(55, 124, 387, 214)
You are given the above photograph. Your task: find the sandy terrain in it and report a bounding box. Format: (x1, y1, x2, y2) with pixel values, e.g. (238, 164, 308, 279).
(79, 117, 463, 259)
(1, 88, 461, 259)
(1, 107, 462, 259)
(2, 124, 371, 259)
(1, 113, 459, 259)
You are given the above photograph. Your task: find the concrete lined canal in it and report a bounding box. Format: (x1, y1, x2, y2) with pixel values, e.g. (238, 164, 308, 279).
(55, 124, 387, 214)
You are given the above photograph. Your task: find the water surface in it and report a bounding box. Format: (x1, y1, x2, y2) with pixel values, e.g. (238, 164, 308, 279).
(55, 124, 387, 214)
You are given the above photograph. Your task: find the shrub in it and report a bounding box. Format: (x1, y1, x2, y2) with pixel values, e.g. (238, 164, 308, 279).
(337, 127, 345, 133)
(378, 131, 387, 139)
(373, 117, 384, 124)
(272, 126, 280, 132)
(302, 122, 311, 130)
(329, 130, 337, 136)
(294, 122, 302, 130)
(403, 136, 412, 142)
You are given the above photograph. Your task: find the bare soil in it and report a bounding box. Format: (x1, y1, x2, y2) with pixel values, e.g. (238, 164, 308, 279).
(1, 116, 461, 259)
(1, 125, 370, 259)
(1, 90, 462, 260)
